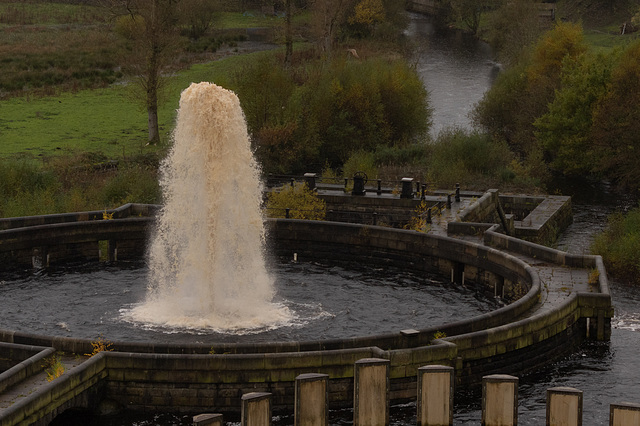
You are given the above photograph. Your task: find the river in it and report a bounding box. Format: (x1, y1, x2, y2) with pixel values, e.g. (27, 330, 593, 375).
(405, 12, 498, 136)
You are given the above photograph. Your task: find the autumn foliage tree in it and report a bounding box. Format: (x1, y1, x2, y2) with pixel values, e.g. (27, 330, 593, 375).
(473, 22, 586, 158)
(590, 41, 640, 188)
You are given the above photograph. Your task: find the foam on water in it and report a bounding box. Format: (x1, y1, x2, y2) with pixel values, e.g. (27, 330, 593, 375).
(123, 82, 292, 332)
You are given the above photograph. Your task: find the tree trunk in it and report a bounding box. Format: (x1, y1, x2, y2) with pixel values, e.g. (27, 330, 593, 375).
(284, 0, 292, 67)
(146, 47, 161, 145)
(147, 102, 160, 145)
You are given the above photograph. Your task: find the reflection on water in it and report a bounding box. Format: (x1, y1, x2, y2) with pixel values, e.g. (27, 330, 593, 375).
(405, 12, 497, 136)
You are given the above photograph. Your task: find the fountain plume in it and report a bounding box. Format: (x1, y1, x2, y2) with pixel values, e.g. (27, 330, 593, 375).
(127, 82, 290, 332)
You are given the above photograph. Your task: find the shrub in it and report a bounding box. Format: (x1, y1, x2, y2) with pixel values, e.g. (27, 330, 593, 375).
(592, 208, 640, 284)
(342, 150, 378, 182)
(100, 165, 161, 206)
(42, 353, 65, 382)
(428, 127, 514, 188)
(231, 51, 431, 174)
(266, 183, 326, 220)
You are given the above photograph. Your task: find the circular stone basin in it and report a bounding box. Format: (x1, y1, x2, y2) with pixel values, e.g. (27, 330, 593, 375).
(0, 258, 499, 345)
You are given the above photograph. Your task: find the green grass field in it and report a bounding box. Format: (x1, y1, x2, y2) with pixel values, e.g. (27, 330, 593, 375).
(0, 41, 281, 161)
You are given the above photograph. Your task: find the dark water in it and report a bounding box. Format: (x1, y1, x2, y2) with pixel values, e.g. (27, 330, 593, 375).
(0, 260, 498, 345)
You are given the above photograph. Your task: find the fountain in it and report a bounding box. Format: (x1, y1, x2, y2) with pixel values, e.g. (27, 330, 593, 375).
(124, 82, 292, 332)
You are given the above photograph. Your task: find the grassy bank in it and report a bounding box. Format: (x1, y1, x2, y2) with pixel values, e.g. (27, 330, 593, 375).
(592, 208, 640, 285)
(1, 49, 278, 160)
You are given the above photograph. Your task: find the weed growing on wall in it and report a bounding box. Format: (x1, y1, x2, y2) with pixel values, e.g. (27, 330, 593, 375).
(405, 199, 432, 233)
(42, 353, 65, 382)
(86, 335, 115, 357)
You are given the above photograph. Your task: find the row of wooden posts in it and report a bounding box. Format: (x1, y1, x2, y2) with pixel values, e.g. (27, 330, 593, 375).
(193, 358, 640, 426)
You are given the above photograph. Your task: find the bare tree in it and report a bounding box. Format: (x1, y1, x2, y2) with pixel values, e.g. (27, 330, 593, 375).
(310, 0, 356, 55)
(109, 0, 181, 145)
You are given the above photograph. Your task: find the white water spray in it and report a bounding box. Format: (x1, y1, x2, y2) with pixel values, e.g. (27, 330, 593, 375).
(126, 82, 291, 332)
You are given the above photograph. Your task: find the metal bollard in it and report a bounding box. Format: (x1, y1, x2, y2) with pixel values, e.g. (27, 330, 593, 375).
(373, 212, 377, 226)
(285, 208, 290, 218)
(291, 178, 295, 187)
(377, 179, 382, 195)
(455, 183, 460, 202)
(427, 208, 432, 224)
(447, 194, 452, 209)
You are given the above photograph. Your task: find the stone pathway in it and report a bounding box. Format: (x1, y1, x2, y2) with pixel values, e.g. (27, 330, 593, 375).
(427, 197, 599, 320)
(0, 355, 86, 413)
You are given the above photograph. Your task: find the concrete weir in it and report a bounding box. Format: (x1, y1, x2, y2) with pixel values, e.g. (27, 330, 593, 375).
(0, 191, 612, 425)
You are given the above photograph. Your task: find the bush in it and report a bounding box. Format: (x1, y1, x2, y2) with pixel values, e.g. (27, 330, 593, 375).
(100, 165, 161, 206)
(231, 51, 431, 174)
(592, 208, 640, 284)
(266, 183, 326, 220)
(342, 150, 378, 183)
(428, 128, 514, 188)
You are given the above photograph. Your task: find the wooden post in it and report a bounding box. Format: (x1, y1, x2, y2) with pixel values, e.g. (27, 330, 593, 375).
(610, 402, 640, 426)
(241, 392, 272, 426)
(482, 374, 518, 426)
(193, 413, 224, 426)
(295, 373, 329, 426)
(546, 387, 582, 426)
(417, 365, 454, 426)
(354, 358, 389, 426)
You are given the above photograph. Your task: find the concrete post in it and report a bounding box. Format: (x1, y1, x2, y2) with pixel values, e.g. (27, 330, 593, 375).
(401, 177, 414, 199)
(417, 365, 454, 426)
(354, 358, 389, 426)
(610, 402, 640, 425)
(295, 373, 329, 426)
(241, 392, 272, 426)
(193, 413, 224, 426)
(546, 387, 582, 426)
(304, 173, 317, 191)
(482, 374, 518, 426)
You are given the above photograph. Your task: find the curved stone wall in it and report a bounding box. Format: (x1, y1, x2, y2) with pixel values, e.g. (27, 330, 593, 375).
(0, 204, 609, 416)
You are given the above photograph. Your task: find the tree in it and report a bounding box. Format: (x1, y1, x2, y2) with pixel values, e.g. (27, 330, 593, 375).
(591, 41, 640, 189)
(534, 51, 614, 176)
(310, 0, 357, 54)
(446, 0, 501, 35)
(179, 0, 221, 40)
(486, 0, 544, 66)
(473, 22, 586, 157)
(110, 0, 181, 145)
